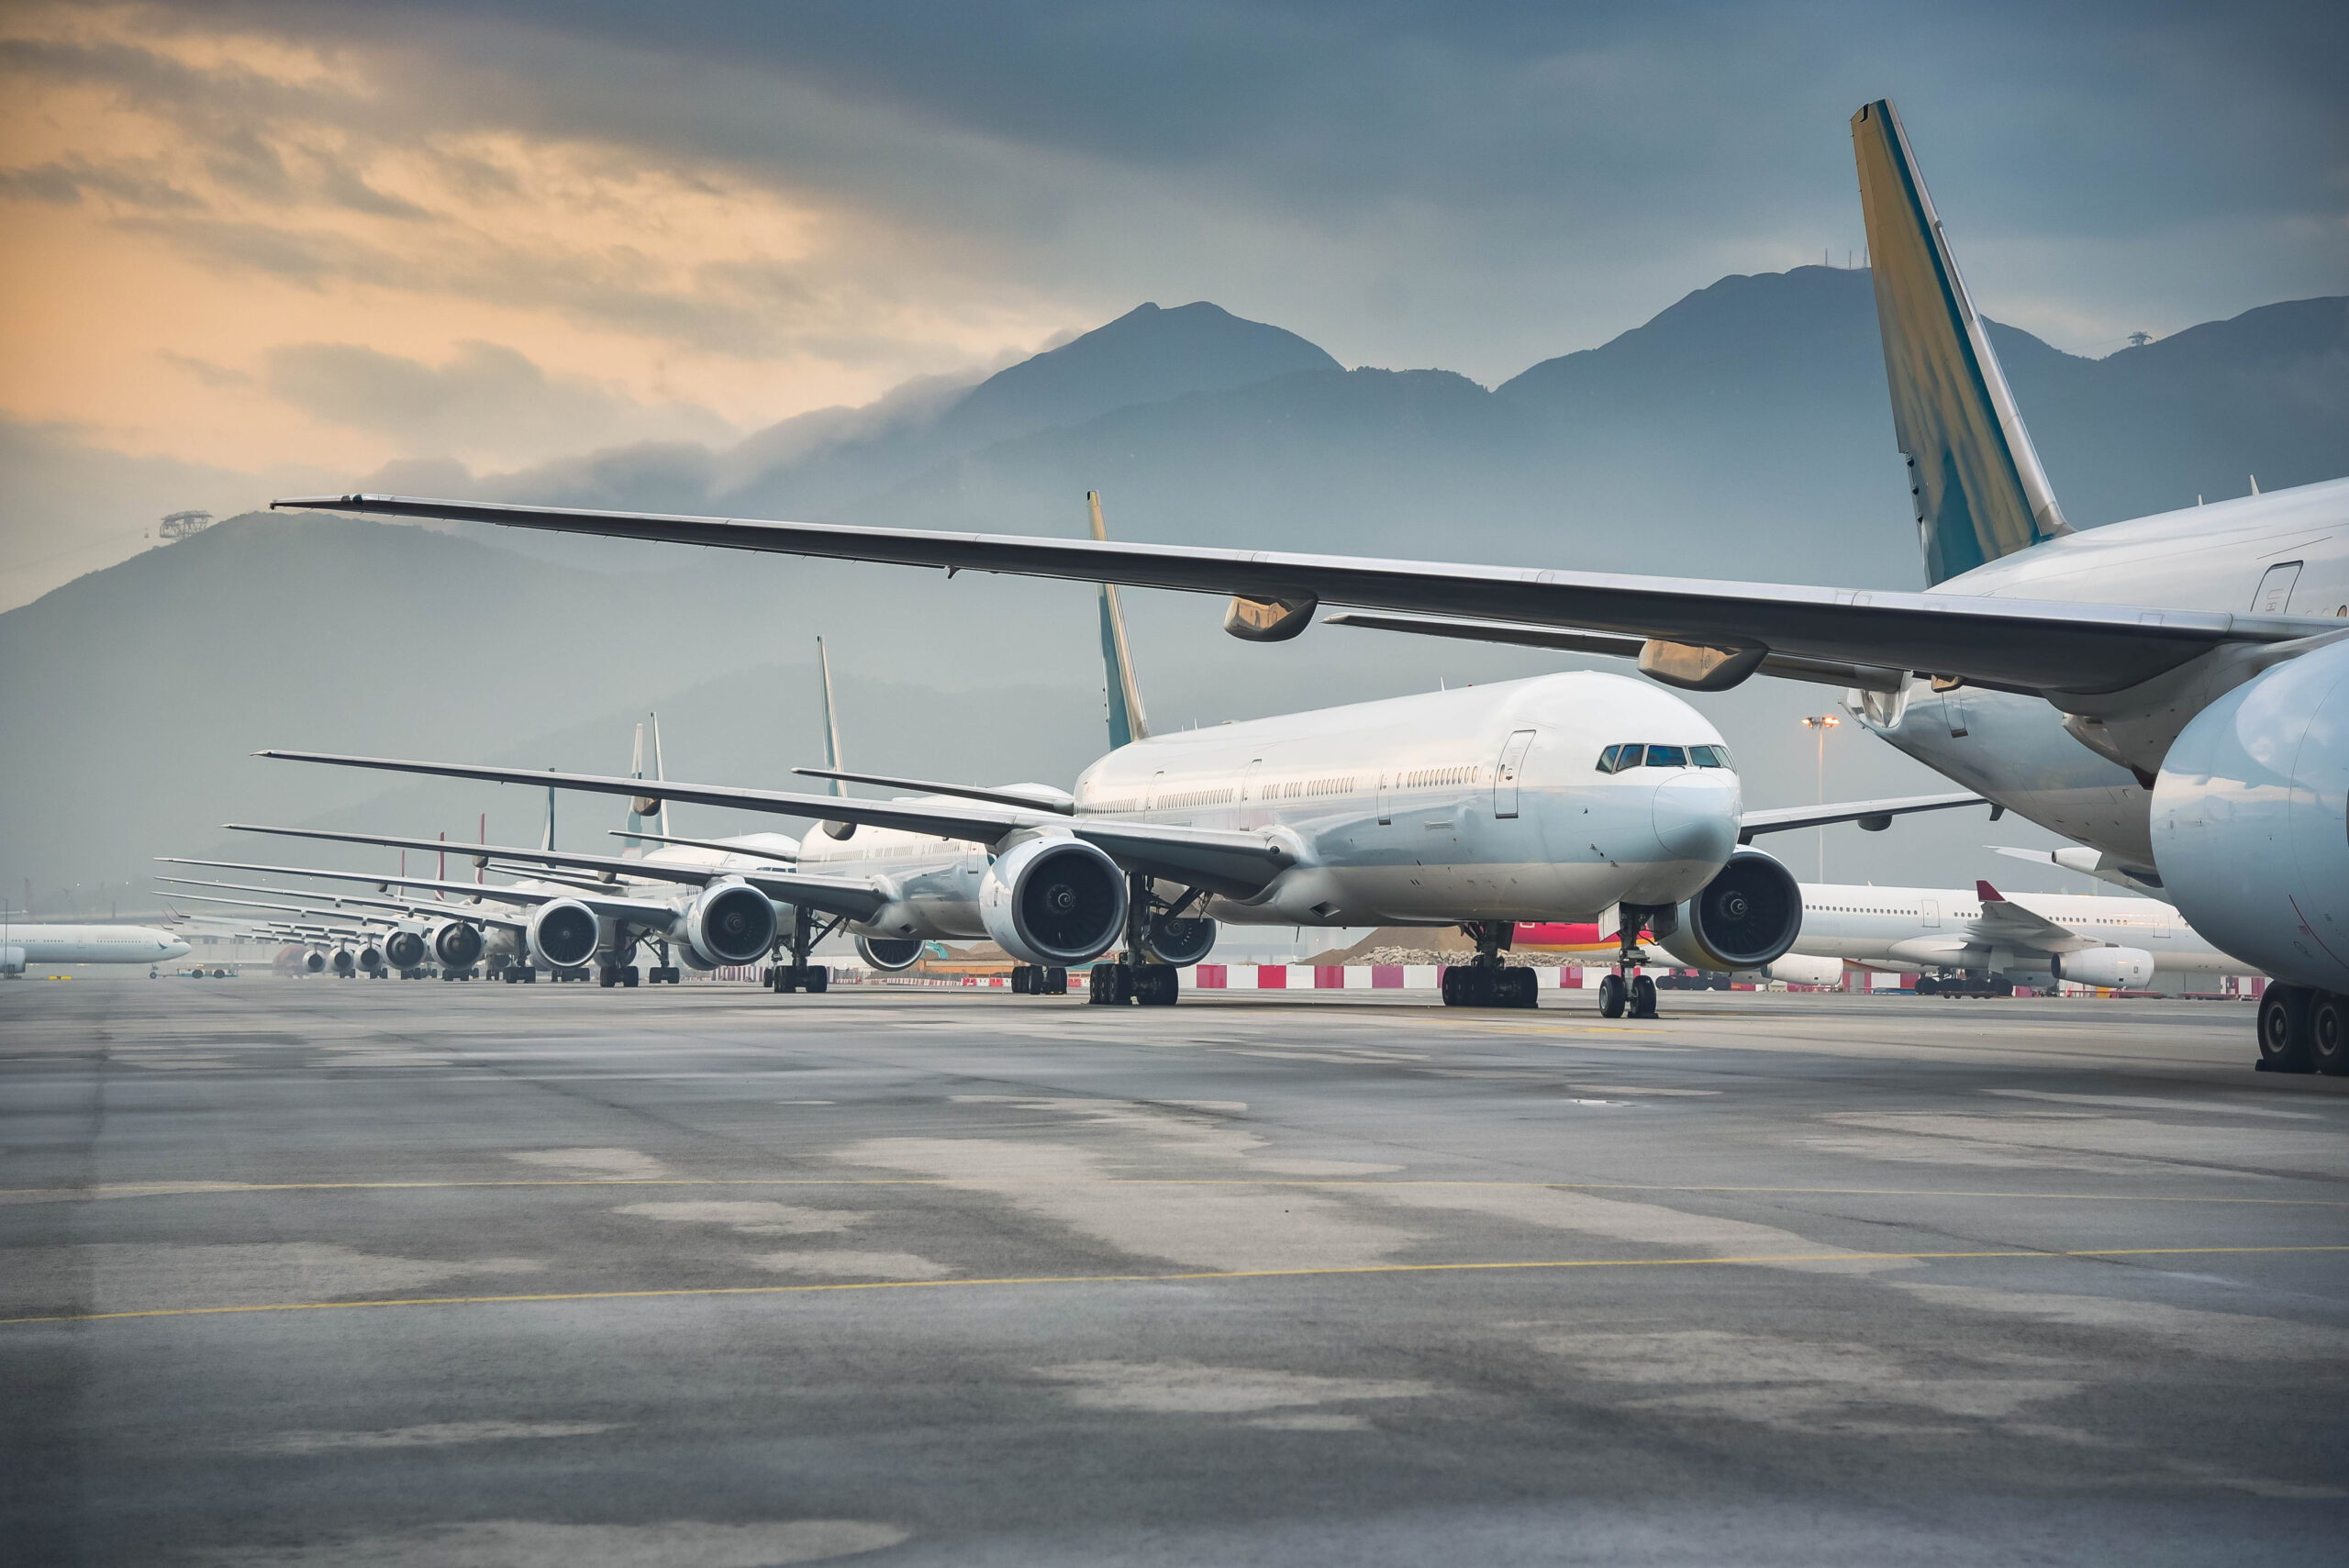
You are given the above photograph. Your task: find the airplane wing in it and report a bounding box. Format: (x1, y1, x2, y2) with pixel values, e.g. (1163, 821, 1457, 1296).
(1988, 845, 2163, 895)
(789, 768, 1077, 814)
(273, 494, 2344, 696)
(158, 856, 685, 927)
(225, 824, 889, 923)
(156, 868, 529, 929)
(1321, 613, 1906, 693)
(258, 751, 1297, 897)
(607, 830, 797, 862)
(1965, 880, 2097, 953)
(1737, 792, 1987, 840)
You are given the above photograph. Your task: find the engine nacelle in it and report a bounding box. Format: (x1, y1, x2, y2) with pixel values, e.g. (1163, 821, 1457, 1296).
(681, 883, 779, 968)
(2151, 641, 2349, 992)
(383, 929, 428, 970)
(432, 920, 485, 970)
(303, 949, 326, 973)
(1143, 911, 1218, 966)
(1760, 951, 1843, 988)
(857, 935, 925, 971)
(357, 943, 384, 972)
(329, 948, 356, 976)
(979, 836, 1128, 967)
(526, 900, 600, 971)
(1655, 848, 1803, 971)
(2054, 947, 2155, 990)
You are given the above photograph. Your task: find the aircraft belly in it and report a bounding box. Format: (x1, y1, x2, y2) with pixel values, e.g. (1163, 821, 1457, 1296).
(1862, 686, 2155, 863)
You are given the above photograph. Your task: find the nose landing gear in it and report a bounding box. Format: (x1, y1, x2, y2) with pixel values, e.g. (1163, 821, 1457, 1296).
(1597, 910, 1660, 1018)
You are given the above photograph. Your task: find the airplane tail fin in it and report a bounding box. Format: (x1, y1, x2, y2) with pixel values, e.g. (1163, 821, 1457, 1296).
(1089, 491, 1151, 750)
(620, 715, 668, 852)
(817, 637, 846, 794)
(1852, 99, 2068, 585)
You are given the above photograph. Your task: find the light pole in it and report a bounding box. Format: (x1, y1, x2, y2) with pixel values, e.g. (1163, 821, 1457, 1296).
(1800, 715, 1841, 881)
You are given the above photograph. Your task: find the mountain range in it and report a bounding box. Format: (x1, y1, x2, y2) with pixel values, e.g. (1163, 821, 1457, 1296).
(5, 270, 2343, 908)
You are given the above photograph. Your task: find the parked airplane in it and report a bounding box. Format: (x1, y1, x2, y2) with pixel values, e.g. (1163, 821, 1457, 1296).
(0, 917, 190, 977)
(255, 495, 1983, 1017)
(272, 99, 2343, 1059)
(1738, 879, 2249, 995)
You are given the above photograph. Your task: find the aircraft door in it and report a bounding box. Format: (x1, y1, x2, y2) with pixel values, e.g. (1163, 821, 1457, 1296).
(1920, 897, 1942, 929)
(2252, 562, 2302, 615)
(1495, 729, 1536, 818)
(1376, 772, 1391, 826)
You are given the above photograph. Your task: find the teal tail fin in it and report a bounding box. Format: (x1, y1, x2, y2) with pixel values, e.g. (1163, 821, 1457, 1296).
(1090, 491, 1151, 750)
(1853, 99, 2068, 585)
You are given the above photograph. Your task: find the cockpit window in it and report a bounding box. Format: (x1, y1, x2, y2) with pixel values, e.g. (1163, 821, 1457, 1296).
(1602, 742, 1737, 772)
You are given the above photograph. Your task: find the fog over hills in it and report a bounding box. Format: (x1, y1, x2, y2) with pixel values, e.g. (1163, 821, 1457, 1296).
(5, 272, 2343, 911)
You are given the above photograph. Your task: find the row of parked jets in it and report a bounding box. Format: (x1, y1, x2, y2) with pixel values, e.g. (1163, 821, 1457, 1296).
(100, 98, 2346, 1072)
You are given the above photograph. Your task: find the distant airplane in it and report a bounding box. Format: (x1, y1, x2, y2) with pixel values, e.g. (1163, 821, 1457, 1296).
(0, 918, 189, 977)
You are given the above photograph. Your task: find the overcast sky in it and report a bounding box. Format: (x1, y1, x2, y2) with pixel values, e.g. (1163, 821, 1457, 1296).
(1, 0, 2343, 604)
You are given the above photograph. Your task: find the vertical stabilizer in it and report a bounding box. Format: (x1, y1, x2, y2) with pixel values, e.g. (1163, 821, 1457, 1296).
(650, 713, 671, 839)
(1090, 491, 1151, 749)
(816, 638, 846, 792)
(1853, 99, 2068, 585)
(622, 721, 649, 851)
(540, 772, 556, 852)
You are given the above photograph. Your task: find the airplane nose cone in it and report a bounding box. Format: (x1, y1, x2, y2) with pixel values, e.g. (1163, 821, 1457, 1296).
(1653, 771, 1740, 864)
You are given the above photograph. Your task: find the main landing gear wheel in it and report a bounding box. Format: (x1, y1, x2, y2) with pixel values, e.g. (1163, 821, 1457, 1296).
(2257, 984, 2314, 1073)
(1598, 973, 1627, 1018)
(1630, 974, 1659, 1019)
(2310, 992, 2349, 1078)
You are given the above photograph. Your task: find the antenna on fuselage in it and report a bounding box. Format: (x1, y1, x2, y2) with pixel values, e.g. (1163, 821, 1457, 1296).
(1089, 491, 1151, 749)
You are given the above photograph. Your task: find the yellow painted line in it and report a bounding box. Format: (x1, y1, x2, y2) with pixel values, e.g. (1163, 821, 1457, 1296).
(3, 1177, 2345, 1207)
(7, 1244, 2344, 1327)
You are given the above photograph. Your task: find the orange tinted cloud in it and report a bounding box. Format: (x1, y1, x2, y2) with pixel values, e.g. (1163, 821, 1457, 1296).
(0, 3, 1072, 473)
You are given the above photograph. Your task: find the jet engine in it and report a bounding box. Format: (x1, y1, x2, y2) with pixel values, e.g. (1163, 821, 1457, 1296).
(680, 883, 779, 968)
(1654, 848, 1803, 972)
(978, 836, 1128, 967)
(1143, 910, 1218, 966)
(357, 942, 384, 973)
(857, 935, 924, 971)
(1760, 951, 1844, 987)
(2151, 640, 2349, 992)
(383, 929, 428, 970)
(527, 900, 600, 971)
(432, 919, 485, 970)
(2054, 947, 2155, 990)
(303, 950, 326, 973)
(329, 948, 356, 977)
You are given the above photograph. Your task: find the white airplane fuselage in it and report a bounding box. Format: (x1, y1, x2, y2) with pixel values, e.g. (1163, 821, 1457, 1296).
(1855, 478, 2349, 867)
(1787, 883, 2244, 983)
(800, 672, 1742, 944)
(0, 925, 192, 972)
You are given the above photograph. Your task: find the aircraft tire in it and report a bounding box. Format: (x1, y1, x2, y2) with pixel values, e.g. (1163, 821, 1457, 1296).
(1502, 967, 1538, 1009)
(598, 967, 617, 988)
(806, 966, 829, 994)
(2257, 984, 2313, 1073)
(621, 967, 640, 988)
(1044, 966, 1068, 995)
(1630, 975, 1659, 1018)
(2310, 992, 2349, 1078)
(1012, 965, 1031, 995)
(1598, 973, 1627, 1018)
(1137, 965, 1178, 1006)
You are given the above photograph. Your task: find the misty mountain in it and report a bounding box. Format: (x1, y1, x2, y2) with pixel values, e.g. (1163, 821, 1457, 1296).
(7, 270, 2345, 905)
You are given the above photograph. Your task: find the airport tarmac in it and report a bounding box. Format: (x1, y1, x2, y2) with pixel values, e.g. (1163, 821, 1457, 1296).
(5, 980, 2346, 1566)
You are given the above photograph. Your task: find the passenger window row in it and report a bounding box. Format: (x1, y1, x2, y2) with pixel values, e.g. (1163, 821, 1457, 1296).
(1596, 742, 1733, 773)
